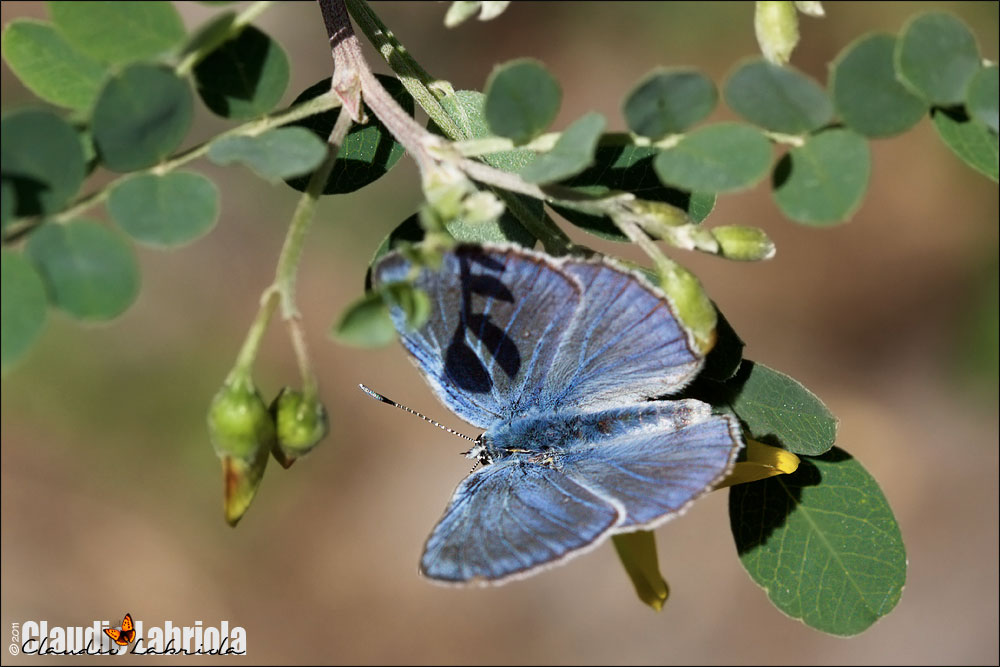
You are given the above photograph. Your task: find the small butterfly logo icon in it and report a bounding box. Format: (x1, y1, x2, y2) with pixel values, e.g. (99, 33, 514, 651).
(104, 613, 135, 646)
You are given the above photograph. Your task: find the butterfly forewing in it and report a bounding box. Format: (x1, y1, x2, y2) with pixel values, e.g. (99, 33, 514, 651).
(541, 260, 703, 411)
(374, 246, 583, 427)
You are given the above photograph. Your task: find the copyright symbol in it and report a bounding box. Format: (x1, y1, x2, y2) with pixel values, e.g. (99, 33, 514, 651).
(8, 643, 19, 655)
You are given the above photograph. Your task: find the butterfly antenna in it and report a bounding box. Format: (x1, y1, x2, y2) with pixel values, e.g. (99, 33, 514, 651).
(358, 384, 477, 443)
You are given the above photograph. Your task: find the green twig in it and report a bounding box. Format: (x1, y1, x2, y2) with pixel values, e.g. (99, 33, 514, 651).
(176, 1, 276, 77)
(1, 93, 340, 245)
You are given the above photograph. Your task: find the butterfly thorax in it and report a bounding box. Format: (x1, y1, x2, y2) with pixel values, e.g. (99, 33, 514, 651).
(474, 401, 706, 467)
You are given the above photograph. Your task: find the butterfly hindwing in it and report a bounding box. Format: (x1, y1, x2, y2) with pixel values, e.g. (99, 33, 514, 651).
(555, 404, 742, 529)
(421, 456, 622, 584)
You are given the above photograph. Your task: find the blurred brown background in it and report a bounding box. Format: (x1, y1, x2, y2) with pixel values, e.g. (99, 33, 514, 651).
(2, 2, 997, 664)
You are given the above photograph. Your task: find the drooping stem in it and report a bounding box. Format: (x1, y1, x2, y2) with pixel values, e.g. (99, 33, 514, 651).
(227, 98, 354, 395)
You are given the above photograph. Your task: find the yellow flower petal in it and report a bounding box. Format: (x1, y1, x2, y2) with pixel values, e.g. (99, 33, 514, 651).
(612, 531, 670, 611)
(714, 439, 800, 490)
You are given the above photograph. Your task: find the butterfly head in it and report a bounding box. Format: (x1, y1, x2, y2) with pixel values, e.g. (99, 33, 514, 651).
(463, 434, 494, 467)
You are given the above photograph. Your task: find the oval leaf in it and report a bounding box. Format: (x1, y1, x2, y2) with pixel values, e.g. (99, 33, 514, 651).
(25, 220, 139, 321)
(1, 249, 48, 372)
(654, 123, 772, 193)
(894, 12, 981, 105)
(519, 112, 606, 184)
(726, 360, 837, 456)
(724, 59, 832, 134)
(208, 127, 327, 182)
(107, 171, 219, 248)
(830, 33, 928, 138)
(1, 109, 85, 219)
(730, 448, 906, 636)
(49, 1, 186, 65)
(966, 65, 999, 134)
(0, 19, 107, 111)
(194, 25, 290, 119)
(285, 75, 413, 194)
(772, 128, 870, 225)
(931, 108, 999, 182)
(92, 63, 193, 171)
(623, 68, 717, 139)
(332, 291, 397, 348)
(484, 59, 561, 145)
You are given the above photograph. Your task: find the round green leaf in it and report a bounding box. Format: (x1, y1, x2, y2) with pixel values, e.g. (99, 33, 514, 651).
(966, 65, 999, 134)
(25, 220, 139, 321)
(1, 249, 48, 372)
(772, 128, 870, 225)
(332, 291, 397, 347)
(194, 25, 289, 119)
(552, 144, 716, 241)
(107, 172, 219, 248)
(1, 109, 85, 218)
(623, 68, 717, 139)
(730, 448, 906, 636)
(726, 360, 837, 456)
(48, 1, 185, 65)
(931, 108, 999, 182)
(830, 33, 928, 138)
(895, 12, 981, 105)
(1, 180, 15, 231)
(0, 19, 107, 111)
(285, 75, 413, 195)
(519, 112, 606, 184)
(724, 59, 832, 134)
(654, 123, 772, 192)
(92, 63, 193, 172)
(208, 128, 327, 182)
(484, 59, 561, 145)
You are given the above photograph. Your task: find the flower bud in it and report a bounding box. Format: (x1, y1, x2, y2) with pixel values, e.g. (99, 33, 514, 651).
(657, 262, 717, 355)
(755, 1, 799, 65)
(423, 163, 474, 221)
(270, 387, 329, 469)
(711, 225, 776, 261)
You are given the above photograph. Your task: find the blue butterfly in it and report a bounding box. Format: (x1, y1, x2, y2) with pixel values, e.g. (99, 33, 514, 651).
(372, 244, 743, 585)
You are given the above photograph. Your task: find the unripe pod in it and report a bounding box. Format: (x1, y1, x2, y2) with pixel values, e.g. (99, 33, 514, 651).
(222, 446, 269, 526)
(207, 379, 276, 461)
(270, 387, 329, 469)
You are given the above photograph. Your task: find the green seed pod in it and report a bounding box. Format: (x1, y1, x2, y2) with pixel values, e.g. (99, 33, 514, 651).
(222, 445, 269, 526)
(711, 225, 777, 261)
(270, 387, 329, 469)
(207, 378, 276, 461)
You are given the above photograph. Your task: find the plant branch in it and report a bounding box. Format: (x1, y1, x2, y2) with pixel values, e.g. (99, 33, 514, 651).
(176, 1, 277, 77)
(1, 93, 341, 245)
